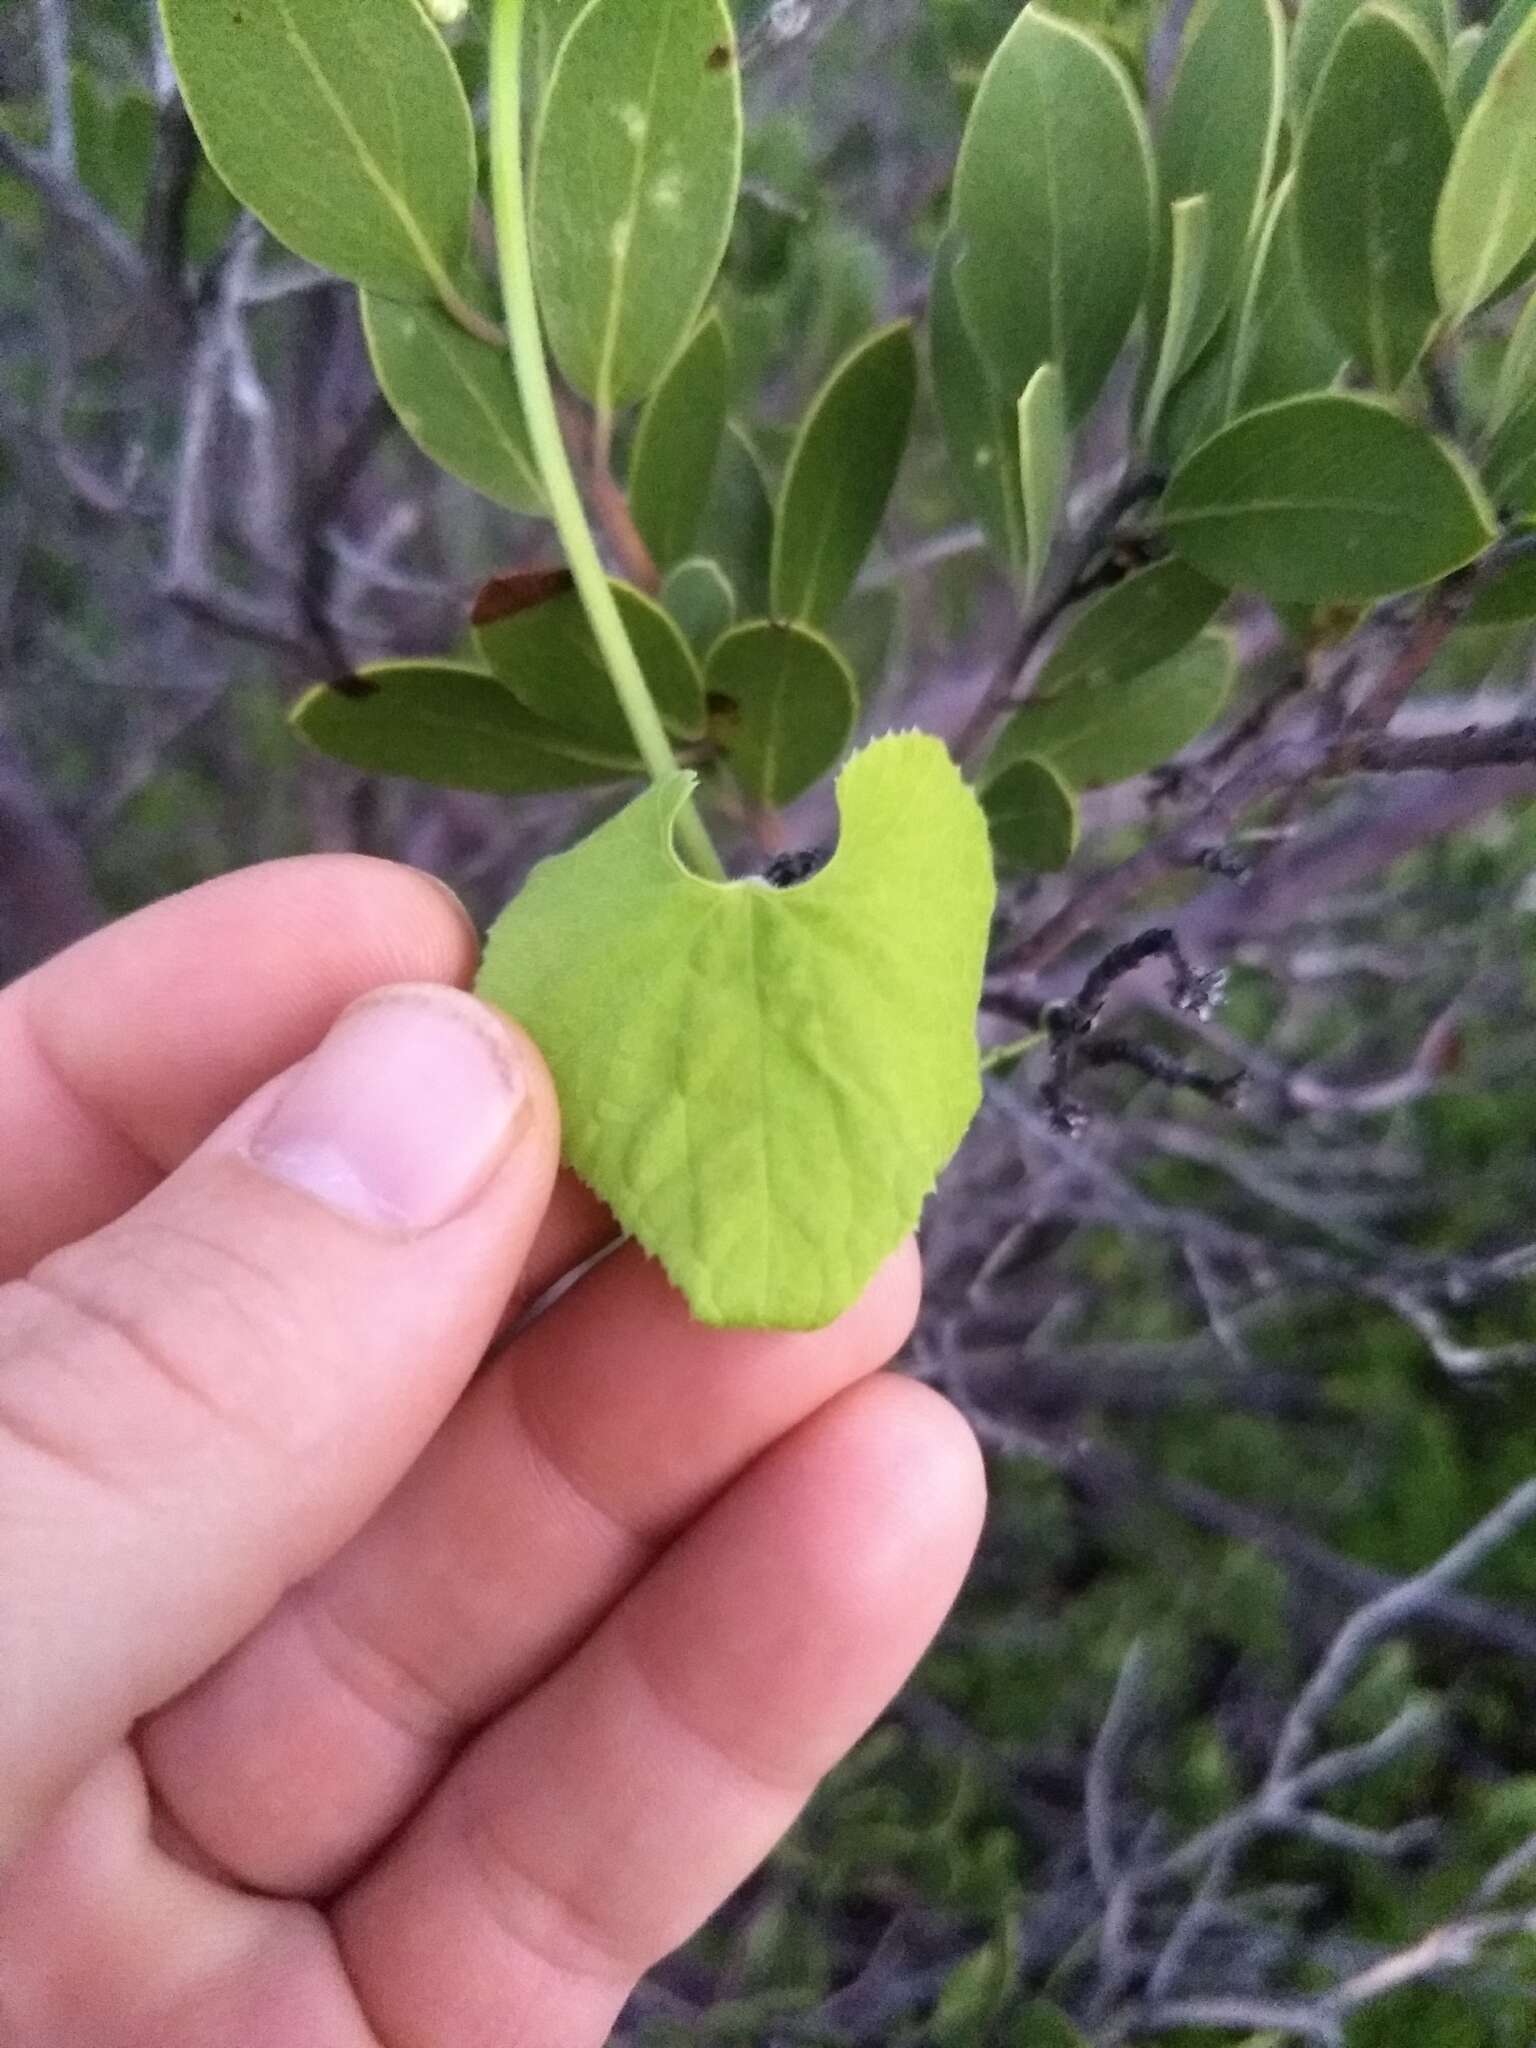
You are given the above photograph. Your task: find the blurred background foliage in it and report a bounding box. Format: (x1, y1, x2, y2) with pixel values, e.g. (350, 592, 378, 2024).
(6, 0, 1536, 2041)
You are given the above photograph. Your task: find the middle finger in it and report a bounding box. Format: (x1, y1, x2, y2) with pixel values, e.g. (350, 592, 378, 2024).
(137, 1239, 920, 1895)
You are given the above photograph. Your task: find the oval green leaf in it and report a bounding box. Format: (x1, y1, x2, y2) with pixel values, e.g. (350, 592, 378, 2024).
(159, 0, 478, 303)
(1489, 288, 1536, 438)
(1465, 549, 1536, 623)
(529, 0, 743, 412)
(1453, 0, 1534, 114)
(477, 581, 706, 749)
(981, 754, 1081, 873)
(933, 234, 1028, 581)
(662, 556, 736, 656)
(702, 421, 775, 616)
(1435, 12, 1536, 320)
(1296, 5, 1452, 392)
(1220, 173, 1350, 419)
(291, 661, 641, 792)
(1292, 0, 1452, 119)
(771, 322, 918, 629)
(1036, 558, 1228, 699)
(1162, 393, 1497, 603)
(1487, 398, 1536, 516)
(360, 292, 544, 514)
(477, 734, 996, 1329)
(1151, 0, 1286, 378)
(988, 632, 1235, 790)
(1018, 363, 1070, 604)
(629, 314, 731, 570)
(950, 8, 1153, 423)
(1141, 194, 1214, 443)
(705, 620, 859, 806)
(528, 0, 591, 102)
(930, 234, 1027, 580)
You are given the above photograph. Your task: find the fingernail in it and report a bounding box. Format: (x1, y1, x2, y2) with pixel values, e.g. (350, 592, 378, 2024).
(249, 987, 527, 1230)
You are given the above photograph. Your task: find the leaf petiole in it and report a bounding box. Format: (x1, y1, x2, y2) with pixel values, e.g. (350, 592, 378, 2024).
(487, 0, 725, 880)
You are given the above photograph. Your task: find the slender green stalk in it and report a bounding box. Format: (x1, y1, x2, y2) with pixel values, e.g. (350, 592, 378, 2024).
(980, 1030, 1044, 1075)
(487, 0, 724, 880)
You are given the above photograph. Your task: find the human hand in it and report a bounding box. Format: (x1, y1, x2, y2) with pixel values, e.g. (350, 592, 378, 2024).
(0, 857, 985, 2047)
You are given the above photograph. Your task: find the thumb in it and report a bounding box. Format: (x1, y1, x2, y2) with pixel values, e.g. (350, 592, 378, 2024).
(0, 984, 560, 1865)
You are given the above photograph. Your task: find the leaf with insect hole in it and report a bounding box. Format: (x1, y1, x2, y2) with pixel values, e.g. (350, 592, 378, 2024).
(478, 733, 995, 1329)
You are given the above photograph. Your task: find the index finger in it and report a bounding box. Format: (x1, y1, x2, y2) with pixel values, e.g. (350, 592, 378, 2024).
(0, 855, 473, 1277)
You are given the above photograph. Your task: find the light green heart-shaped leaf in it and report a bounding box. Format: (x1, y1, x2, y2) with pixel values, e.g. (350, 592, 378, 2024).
(1150, 0, 1286, 377)
(1141, 194, 1214, 443)
(771, 322, 918, 628)
(360, 293, 544, 514)
(1295, 5, 1452, 392)
(476, 581, 706, 749)
(950, 8, 1153, 424)
(662, 556, 737, 656)
(291, 661, 642, 793)
(529, 0, 743, 412)
(1162, 393, 1497, 603)
(477, 734, 996, 1329)
(988, 632, 1236, 790)
(629, 314, 731, 571)
(705, 620, 858, 805)
(159, 0, 478, 305)
(1453, 0, 1535, 114)
(980, 753, 1081, 873)
(1036, 559, 1228, 699)
(1018, 362, 1070, 605)
(930, 233, 1027, 581)
(1435, 12, 1536, 320)
(1292, 0, 1452, 119)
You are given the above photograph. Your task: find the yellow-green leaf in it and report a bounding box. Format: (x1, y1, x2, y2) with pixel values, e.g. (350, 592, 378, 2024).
(159, 0, 479, 304)
(950, 8, 1153, 423)
(529, 0, 743, 411)
(291, 661, 641, 792)
(705, 620, 859, 805)
(1162, 393, 1497, 602)
(476, 580, 706, 749)
(477, 734, 996, 1329)
(360, 292, 544, 513)
(1295, 4, 1452, 391)
(629, 314, 731, 570)
(1018, 363, 1070, 604)
(1434, 12, 1536, 320)
(771, 323, 918, 628)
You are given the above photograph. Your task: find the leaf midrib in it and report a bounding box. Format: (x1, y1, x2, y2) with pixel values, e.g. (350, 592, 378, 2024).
(269, 0, 463, 301)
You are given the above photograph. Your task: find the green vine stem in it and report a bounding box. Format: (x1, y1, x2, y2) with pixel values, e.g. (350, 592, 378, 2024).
(487, 0, 725, 881)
